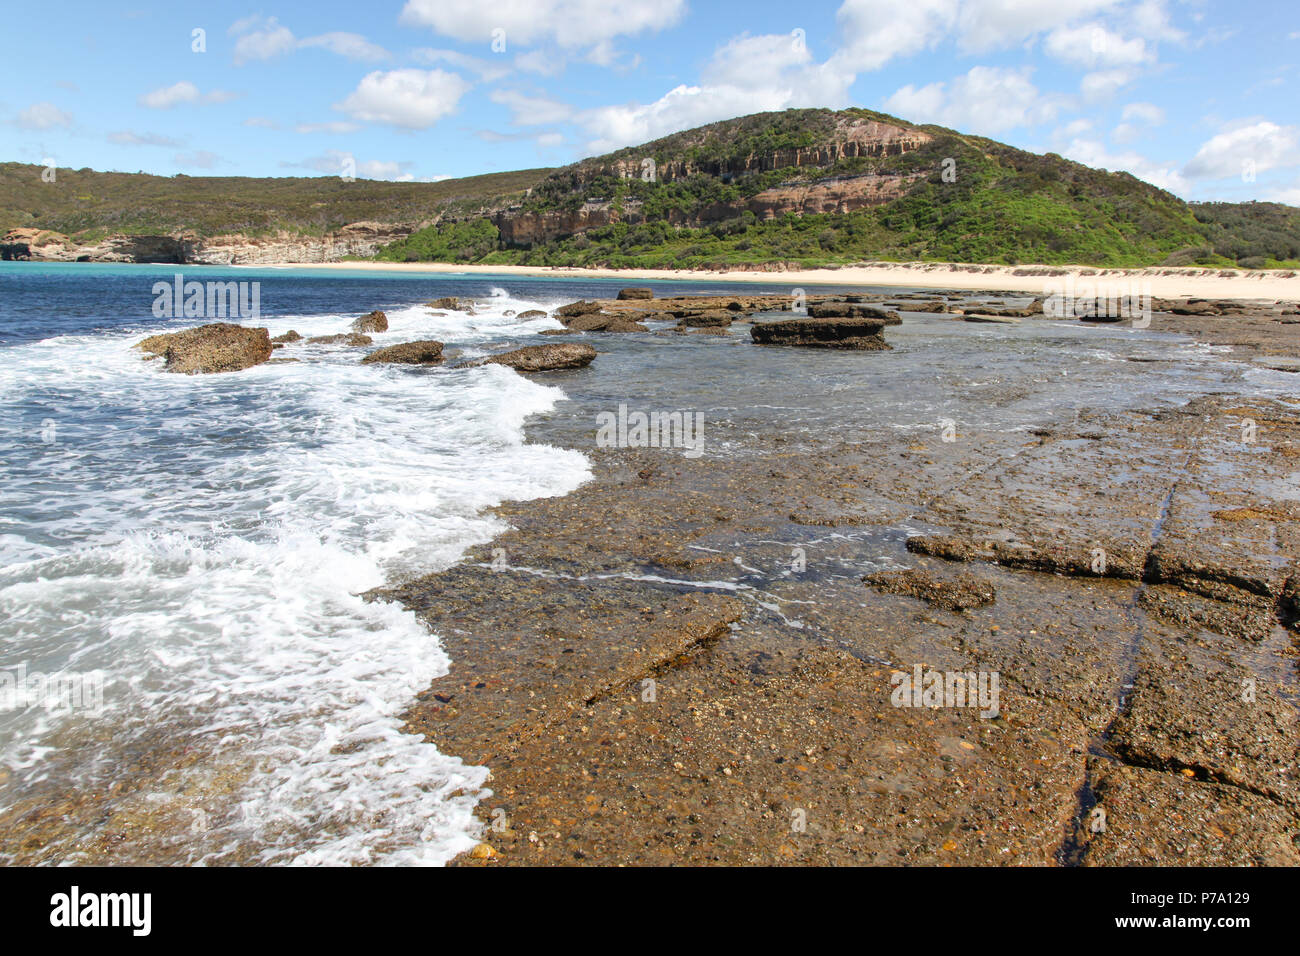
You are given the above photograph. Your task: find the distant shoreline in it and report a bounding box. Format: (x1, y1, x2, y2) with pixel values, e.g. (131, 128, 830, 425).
(9, 256, 1300, 300)
(292, 259, 1300, 300)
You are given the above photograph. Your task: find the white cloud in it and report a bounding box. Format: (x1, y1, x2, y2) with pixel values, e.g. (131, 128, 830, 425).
(108, 130, 183, 147)
(138, 82, 238, 109)
(1043, 22, 1152, 68)
(574, 32, 854, 154)
(173, 150, 223, 170)
(334, 69, 470, 129)
(1111, 100, 1164, 143)
(244, 117, 280, 129)
(286, 150, 450, 181)
(232, 17, 297, 64)
(230, 16, 389, 64)
(1063, 137, 1189, 194)
(955, 0, 1124, 52)
(883, 66, 1061, 135)
(1183, 121, 1300, 180)
(414, 48, 510, 81)
(1080, 68, 1136, 99)
(15, 102, 72, 129)
(491, 90, 573, 126)
(294, 121, 362, 134)
(398, 0, 685, 50)
(1121, 101, 1165, 124)
(515, 50, 565, 76)
(299, 33, 390, 61)
(139, 81, 197, 108)
(831, 0, 957, 72)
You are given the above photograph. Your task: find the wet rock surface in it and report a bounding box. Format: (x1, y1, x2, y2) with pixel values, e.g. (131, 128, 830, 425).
(136, 323, 272, 374)
(360, 340, 445, 365)
(470, 343, 597, 372)
(305, 332, 372, 346)
(370, 299, 1300, 867)
(351, 310, 388, 333)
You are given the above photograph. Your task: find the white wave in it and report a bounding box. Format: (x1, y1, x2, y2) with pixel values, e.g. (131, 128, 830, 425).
(0, 311, 590, 865)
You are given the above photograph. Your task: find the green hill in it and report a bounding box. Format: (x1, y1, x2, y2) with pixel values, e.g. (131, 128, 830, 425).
(376, 108, 1300, 270)
(0, 163, 550, 241)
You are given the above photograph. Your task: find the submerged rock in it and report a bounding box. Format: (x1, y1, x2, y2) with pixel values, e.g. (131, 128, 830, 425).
(471, 343, 597, 372)
(361, 340, 445, 365)
(271, 330, 301, 344)
(616, 288, 655, 300)
(427, 297, 470, 312)
(964, 313, 1021, 324)
(136, 323, 272, 374)
(863, 568, 996, 611)
(750, 316, 890, 350)
(351, 310, 388, 333)
(517, 309, 548, 319)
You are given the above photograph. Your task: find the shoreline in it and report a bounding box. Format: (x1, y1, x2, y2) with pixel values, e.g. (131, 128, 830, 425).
(300, 259, 1300, 300)
(12, 256, 1300, 300)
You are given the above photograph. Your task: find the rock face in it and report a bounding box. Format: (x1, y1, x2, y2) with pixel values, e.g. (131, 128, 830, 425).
(361, 340, 445, 365)
(492, 115, 934, 246)
(351, 310, 388, 333)
(617, 288, 655, 300)
(750, 316, 891, 350)
(473, 343, 597, 372)
(4, 222, 409, 265)
(306, 333, 373, 346)
(136, 323, 272, 374)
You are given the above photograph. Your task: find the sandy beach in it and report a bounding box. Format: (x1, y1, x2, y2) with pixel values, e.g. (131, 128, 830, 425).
(300, 259, 1300, 301)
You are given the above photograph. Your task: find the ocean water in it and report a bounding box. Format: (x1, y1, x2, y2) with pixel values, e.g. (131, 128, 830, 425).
(2, 263, 1294, 866)
(0, 263, 716, 865)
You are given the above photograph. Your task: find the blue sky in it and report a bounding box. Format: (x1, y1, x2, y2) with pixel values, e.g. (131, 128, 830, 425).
(2, 0, 1297, 203)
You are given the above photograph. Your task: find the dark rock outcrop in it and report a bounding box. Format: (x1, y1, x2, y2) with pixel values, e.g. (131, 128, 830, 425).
(469, 343, 597, 372)
(750, 316, 890, 350)
(807, 302, 902, 325)
(271, 330, 301, 343)
(361, 340, 445, 365)
(136, 323, 272, 374)
(617, 288, 655, 300)
(351, 310, 388, 333)
(555, 300, 605, 318)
